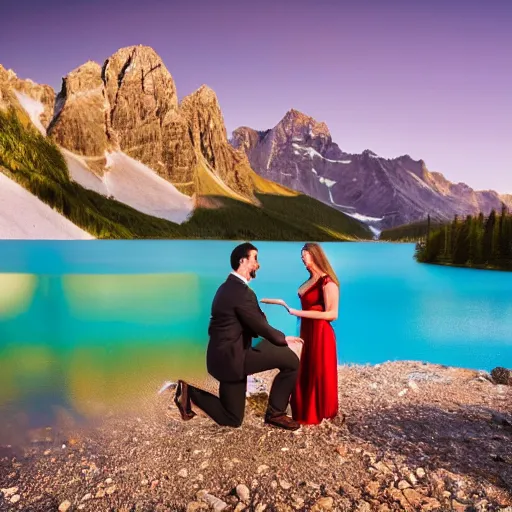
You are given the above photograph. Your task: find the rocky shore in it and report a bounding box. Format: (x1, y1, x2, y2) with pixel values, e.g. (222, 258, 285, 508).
(1, 361, 511, 511)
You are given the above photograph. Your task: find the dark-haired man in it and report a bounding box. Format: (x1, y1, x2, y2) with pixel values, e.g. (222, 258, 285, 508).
(174, 242, 301, 430)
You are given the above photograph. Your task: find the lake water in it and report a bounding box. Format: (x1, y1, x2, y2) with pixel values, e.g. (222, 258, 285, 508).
(0, 240, 511, 437)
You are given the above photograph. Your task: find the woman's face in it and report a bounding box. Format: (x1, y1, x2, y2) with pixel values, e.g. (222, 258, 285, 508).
(301, 250, 313, 269)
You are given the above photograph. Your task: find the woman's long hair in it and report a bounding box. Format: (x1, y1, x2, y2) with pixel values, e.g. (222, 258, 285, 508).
(302, 243, 340, 287)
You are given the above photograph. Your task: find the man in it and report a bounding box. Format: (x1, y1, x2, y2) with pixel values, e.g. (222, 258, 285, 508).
(174, 242, 302, 430)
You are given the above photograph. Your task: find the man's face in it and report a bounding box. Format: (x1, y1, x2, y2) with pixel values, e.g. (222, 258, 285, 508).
(243, 250, 259, 279)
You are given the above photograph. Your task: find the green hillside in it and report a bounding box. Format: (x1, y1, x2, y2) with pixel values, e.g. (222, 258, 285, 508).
(380, 217, 444, 242)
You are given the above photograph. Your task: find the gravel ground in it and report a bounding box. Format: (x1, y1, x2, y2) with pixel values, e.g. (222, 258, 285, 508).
(1, 361, 511, 511)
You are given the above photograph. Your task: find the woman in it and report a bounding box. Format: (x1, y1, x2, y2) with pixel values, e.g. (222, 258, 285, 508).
(288, 242, 340, 425)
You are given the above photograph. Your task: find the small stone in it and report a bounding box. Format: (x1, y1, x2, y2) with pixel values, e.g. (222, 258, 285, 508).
(293, 498, 305, 509)
(59, 500, 72, 512)
(187, 502, 208, 512)
(106, 485, 116, 495)
(312, 496, 334, 510)
(234, 504, 246, 512)
(81, 493, 92, 501)
(105, 478, 113, 485)
(398, 389, 408, 397)
(43, 449, 51, 456)
(279, 480, 292, 490)
(200, 460, 209, 470)
(10, 495, 21, 504)
(1, 487, 19, 498)
(257, 464, 269, 474)
(397, 480, 411, 490)
(408, 380, 420, 392)
(356, 501, 371, 512)
(255, 505, 267, 512)
(95, 489, 105, 498)
(141, 479, 149, 486)
(236, 484, 250, 502)
(416, 467, 426, 479)
(402, 488, 423, 508)
(407, 473, 418, 486)
(422, 497, 442, 511)
(151, 480, 159, 489)
(78, 506, 85, 510)
(452, 500, 467, 512)
(335, 444, 349, 456)
(365, 481, 380, 497)
(178, 469, 188, 478)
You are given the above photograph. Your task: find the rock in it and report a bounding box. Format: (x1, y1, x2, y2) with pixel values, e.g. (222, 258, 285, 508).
(398, 480, 411, 490)
(407, 472, 418, 486)
(365, 481, 380, 497)
(398, 388, 408, 397)
(198, 491, 228, 511)
(257, 464, 269, 474)
(234, 504, 246, 512)
(254, 505, 267, 512)
(178, 469, 188, 478)
(490, 366, 511, 385)
(187, 502, 208, 512)
(10, 495, 21, 504)
(1, 487, 18, 498)
(452, 500, 468, 512)
(106, 485, 117, 495)
(105, 477, 113, 484)
(95, 489, 106, 498)
(356, 501, 371, 512)
(408, 380, 420, 392)
(151, 480, 159, 489)
(81, 493, 92, 501)
(416, 467, 426, 479)
(236, 484, 250, 502)
(48, 61, 112, 165)
(422, 497, 442, 511)
(58, 500, 72, 512)
(141, 479, 149, 486)
(279, 480, 292, 490)
(311, 496, 334, 511)
(402, 488, 424, 508)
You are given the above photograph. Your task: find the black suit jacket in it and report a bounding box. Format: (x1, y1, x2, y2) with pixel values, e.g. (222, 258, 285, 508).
(206, 274, 287, 382)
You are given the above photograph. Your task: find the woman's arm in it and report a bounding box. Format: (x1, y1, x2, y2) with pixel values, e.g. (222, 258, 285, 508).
(289, 282, 339, 321)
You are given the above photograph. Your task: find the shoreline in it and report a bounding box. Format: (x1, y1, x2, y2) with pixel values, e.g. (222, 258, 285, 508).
(1, 360, 510, 511)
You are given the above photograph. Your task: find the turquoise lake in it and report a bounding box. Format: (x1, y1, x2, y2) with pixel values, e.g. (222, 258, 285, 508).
(0, 240, 511, 435)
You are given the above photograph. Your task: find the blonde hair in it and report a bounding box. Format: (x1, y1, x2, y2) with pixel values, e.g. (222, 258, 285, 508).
(302, 243, 340, 287)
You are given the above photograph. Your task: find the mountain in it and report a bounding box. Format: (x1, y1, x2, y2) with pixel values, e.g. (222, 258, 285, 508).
(231, 110, 512, 230)
(0, 50, 371, 241)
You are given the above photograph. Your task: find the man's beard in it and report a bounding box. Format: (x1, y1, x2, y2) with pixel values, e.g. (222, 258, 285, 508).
(249, 270, 257, 279)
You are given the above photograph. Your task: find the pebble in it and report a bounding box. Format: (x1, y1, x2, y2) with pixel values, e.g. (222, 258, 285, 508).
(58, 500, 72, 512)
(311, 496, 334, 510)
(280, 480, 292, 490)
(10, 495, 21, 504)
(398, 389, 408, 397)
(397, 480, 410, 490)
(105, 478, 113, 484)
(236, 484, 250, 502)
(408, 380, 420, 392)
(255, 504, 267, 512)
(1, 487, 18, 498)
(178, 469, 188, 478)
(416, 467, 426, 478)
(257, 464, 269, 474)
(81, 493, 92, 501)
(106, 485, 117, 495)
(95, 489, 106, 498)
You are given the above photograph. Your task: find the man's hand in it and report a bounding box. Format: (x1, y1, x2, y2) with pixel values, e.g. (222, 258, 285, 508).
(285, 336, 304, 345)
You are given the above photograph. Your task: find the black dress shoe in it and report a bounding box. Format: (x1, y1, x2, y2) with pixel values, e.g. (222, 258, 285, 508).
(174, 380, 196, 421)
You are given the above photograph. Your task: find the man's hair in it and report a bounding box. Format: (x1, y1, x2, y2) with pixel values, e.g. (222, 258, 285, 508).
(230, 242, 258, 271)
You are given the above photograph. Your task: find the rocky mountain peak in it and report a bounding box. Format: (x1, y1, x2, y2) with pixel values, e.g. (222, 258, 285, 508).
(280, 108, 331, 140)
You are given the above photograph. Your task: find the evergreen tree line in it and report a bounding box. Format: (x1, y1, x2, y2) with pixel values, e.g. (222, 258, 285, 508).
(415, 205, 512, 270)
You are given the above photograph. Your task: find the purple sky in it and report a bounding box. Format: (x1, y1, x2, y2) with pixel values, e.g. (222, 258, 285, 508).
(1, 0, 511, 192)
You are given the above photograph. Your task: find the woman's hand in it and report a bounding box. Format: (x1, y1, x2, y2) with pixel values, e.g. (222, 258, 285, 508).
(288, 308, 300, 316)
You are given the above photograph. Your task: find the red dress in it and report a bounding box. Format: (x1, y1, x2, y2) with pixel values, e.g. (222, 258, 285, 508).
(290, 275, 339, 425)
